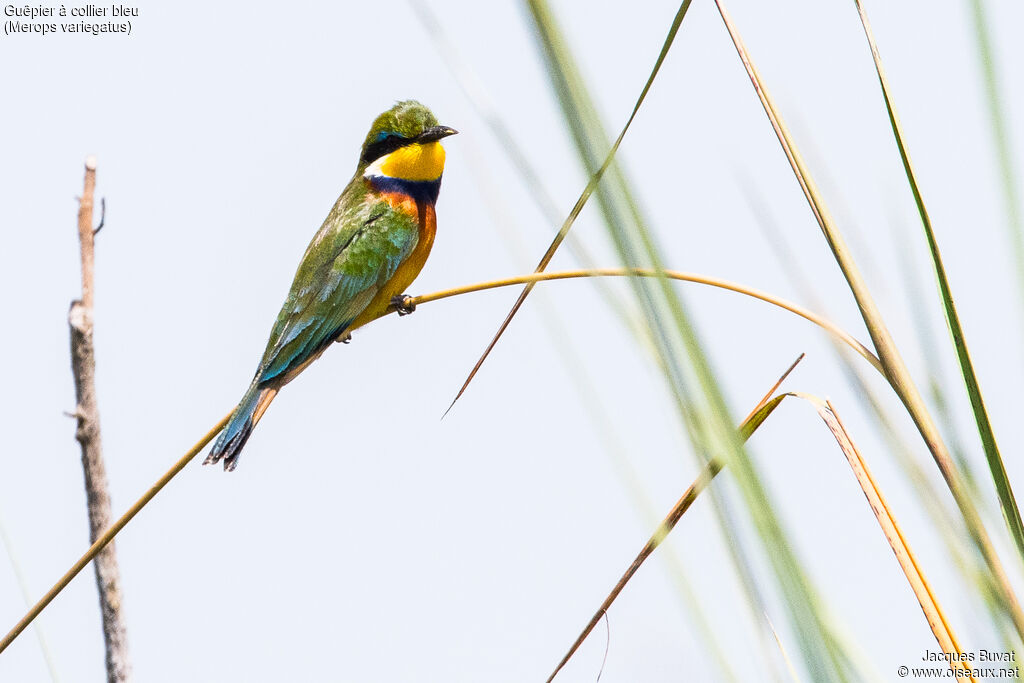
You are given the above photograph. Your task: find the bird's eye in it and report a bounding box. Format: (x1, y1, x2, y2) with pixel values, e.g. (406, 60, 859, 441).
(364, 131, 410, 165)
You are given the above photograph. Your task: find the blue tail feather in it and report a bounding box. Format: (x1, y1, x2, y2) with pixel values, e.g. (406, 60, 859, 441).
(205, 384, 264, 471)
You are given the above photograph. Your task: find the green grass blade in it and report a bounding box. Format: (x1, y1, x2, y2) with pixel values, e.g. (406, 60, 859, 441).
(0, 510, 62, 683)
(713, 0, 1024, 638)
(890, 220, 977, 492)
(852, 0, 1024, 566)
(525, 2, 857, 679)
(967, 0, 1024, 295)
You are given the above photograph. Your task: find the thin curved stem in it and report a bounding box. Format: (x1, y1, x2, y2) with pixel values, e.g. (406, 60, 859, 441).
(409, 268, 882, 374)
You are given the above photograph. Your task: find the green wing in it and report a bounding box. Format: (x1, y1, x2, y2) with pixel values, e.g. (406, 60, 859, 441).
(253, 183, 419, 384)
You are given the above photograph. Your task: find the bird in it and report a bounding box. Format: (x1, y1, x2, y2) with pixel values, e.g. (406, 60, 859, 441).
(205, 100, 457, 471)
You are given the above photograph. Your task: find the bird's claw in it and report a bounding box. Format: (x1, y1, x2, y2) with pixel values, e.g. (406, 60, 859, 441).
(391, 294, 416, 316)
(336, 331, 352, 344)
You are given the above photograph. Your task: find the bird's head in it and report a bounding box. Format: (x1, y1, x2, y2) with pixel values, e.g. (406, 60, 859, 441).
(359, 100, 458, 182)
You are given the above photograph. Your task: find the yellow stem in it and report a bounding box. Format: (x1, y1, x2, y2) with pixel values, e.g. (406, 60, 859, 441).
(409, 268, 882, 374)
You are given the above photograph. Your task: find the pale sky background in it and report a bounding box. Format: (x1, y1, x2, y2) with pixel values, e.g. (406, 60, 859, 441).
(1, 1, 1023, 681)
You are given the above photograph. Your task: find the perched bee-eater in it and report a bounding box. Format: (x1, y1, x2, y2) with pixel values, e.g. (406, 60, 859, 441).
(205, 100, 457, 471)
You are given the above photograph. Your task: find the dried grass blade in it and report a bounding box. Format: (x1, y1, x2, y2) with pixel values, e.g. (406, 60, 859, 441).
(799, 394, 974, 680)
(545, 355, 803, 682)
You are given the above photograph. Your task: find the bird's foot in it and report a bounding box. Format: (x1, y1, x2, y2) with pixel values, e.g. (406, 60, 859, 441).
(391, 294, 416, 316)
(336, 331, 352, 344)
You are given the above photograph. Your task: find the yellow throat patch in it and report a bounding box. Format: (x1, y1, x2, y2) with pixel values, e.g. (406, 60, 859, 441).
(376, 141, 446, 182)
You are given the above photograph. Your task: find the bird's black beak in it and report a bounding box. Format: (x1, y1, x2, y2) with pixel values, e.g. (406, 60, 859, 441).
(417, 125, 458, 143)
